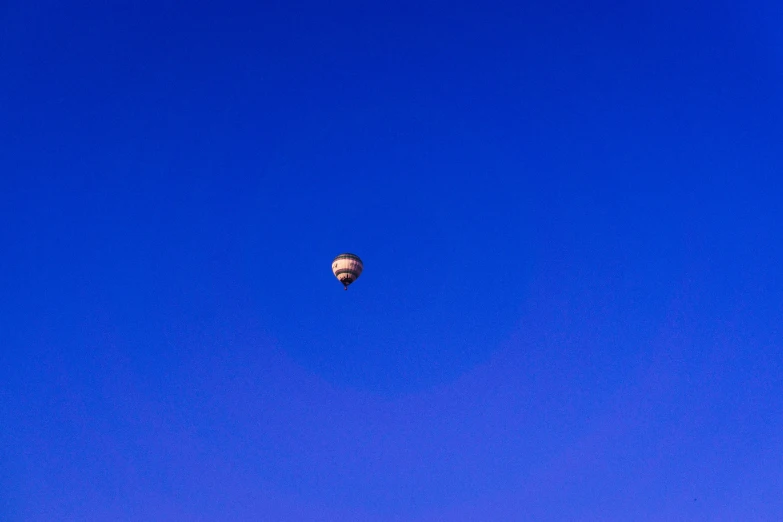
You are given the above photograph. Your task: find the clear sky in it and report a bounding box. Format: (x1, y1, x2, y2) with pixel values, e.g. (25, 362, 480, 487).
(2, 1, 782, 520)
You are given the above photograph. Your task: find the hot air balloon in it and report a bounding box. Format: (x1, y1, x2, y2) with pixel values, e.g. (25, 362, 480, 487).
(332, 253, 363, 290)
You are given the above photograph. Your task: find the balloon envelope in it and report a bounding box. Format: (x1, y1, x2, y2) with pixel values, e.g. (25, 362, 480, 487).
(332, 253, 363, 289)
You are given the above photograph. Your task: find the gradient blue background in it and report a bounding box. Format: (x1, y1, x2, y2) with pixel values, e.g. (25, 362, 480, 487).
(2, 1, 782, 520)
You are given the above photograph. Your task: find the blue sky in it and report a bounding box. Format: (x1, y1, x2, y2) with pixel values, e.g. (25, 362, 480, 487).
(2, 1, 782, 519)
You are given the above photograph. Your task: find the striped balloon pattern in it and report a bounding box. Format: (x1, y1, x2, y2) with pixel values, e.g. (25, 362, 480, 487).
(332, 253, 363, 290)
